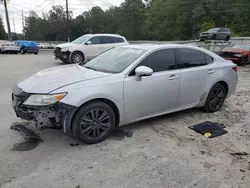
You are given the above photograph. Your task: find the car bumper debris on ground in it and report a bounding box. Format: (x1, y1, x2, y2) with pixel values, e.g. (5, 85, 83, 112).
(0, 53, 249, 188)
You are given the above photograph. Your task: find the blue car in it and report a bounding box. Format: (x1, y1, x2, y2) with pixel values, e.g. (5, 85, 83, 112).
(15, 40, 39, 55)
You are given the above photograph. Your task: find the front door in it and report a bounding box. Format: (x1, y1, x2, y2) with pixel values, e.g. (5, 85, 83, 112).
(124, 48, 180, 122)
(84, 36, 103, 59)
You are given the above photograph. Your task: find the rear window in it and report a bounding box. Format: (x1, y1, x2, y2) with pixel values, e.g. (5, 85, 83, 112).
(113, 37, 125, 43)
(205, 54, 214, 64)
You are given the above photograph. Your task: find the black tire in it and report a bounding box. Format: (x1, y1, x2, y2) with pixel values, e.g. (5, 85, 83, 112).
(34, 52, 38, 55)
(20, 47, 26, 54)
(225, 35, 230, 41)
(72, 101, 116, 144)
(237, 56, 248, 66)
(204, 83, 227, 113)
(211, 34, 216, 40)
(70, 51, 84, 64)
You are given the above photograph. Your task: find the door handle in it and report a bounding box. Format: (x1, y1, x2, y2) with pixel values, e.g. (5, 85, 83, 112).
(208, 69, 215, 74)
(168, 74, 179, 80)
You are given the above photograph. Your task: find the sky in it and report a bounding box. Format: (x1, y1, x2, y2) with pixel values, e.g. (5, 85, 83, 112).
(0, 0, 124, 33)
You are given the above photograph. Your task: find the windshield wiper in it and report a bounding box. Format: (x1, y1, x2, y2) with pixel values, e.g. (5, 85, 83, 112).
(84, 66, 99, 72)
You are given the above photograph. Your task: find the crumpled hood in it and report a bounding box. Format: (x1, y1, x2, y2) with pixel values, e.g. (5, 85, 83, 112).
(18, 64, 111, 93)
(56, 42, 76, 49)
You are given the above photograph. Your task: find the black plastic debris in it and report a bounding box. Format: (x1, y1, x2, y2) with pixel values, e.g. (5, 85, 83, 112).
(189, 121, 228, 138)
(10, 123, 42, 151)
(10, 123, 42, 142)
(230, 152, 248, 156)
(70, 143, 80, 147)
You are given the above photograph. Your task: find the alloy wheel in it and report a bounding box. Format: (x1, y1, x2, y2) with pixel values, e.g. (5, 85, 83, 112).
(72, 53, 83, 63)
(80, 108, 111, 140)
(208, 86, 225, 110)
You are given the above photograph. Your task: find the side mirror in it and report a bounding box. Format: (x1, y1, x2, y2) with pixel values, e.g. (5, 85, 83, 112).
(85, 41, 92, 45)
(135, 66, 153, 77)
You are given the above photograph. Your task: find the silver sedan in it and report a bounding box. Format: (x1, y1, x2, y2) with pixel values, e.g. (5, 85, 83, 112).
(12, 44, 238, 144)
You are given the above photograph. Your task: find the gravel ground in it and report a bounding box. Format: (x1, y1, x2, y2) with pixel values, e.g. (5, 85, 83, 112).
(0, 53, 249, 188)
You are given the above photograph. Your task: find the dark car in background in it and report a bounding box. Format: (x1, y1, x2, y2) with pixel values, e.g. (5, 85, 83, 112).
(200, 28, 231, 41)
(16, 40, 39, 55)
(220, 44, 250, 66)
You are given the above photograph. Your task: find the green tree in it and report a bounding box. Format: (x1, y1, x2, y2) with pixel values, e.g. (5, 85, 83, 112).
(21, 0, 250, 41)
(24, 11, 47, 40)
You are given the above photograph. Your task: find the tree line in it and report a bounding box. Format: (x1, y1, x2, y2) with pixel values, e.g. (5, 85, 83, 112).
(1, 0, 250, 41)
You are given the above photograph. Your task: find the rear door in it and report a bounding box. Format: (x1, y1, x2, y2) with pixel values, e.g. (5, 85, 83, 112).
(176, 48, 214, 109)
(99, 36, 116, 53)
(218, 28, 227, 40)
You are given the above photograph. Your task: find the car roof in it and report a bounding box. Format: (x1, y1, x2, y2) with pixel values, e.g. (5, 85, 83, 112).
(121, 43, 203, 50)
(88, 33, 125, 38)
(120, 43, 218, 58)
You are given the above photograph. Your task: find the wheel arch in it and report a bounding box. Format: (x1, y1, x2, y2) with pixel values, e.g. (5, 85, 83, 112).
(69, 98, 120, 131)
(216, 80, 229, 96)
(69, 50, 85, 63)
(199, 80, 229, 107)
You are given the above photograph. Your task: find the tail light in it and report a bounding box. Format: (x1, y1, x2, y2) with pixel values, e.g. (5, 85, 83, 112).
(232, 66, 237, 72)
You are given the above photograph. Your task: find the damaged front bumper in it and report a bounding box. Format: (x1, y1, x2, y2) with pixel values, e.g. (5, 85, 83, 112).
(54, 48, 71, 62)
(12, 85, 77, 133)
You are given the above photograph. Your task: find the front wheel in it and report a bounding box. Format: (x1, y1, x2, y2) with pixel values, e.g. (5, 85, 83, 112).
(237, 56, 248, 66)
(70, 51, 84, 64)
(225, 35, 230, 41)
(204, 83, 227, 113)
(72, 101, 116, 144)
(20, 47, 26, 54)
(34, 52, 38, 55)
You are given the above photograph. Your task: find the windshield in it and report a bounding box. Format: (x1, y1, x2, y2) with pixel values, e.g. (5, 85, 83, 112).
(83, 47, 146, 73)
(208, 28, 219, 32)
(233, 45, 250, 50)
(72, 35, 92, 44)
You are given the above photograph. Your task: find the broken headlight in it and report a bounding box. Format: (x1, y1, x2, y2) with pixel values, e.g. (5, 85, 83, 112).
(23, 93, 67, 106)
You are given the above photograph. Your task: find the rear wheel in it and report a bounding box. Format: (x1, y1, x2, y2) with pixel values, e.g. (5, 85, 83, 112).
(72, 101, 116, 144)
(34, 52, 38, 55)
(204, 83, 227, 113)
(225, 35, 230, 41)
(70, 51, 84, 64)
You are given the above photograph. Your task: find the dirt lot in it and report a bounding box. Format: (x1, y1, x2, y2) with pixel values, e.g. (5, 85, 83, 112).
(0, 53, 249, 188)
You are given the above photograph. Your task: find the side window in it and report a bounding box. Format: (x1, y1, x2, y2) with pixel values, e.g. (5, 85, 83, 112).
(114, 37, 125, 43)
(88, 37, 101, 45)
(177, 48, 207, 68)
(100, 36, 115, 44)
(205, 54, 214, 64)
(138, 49, 176, 72)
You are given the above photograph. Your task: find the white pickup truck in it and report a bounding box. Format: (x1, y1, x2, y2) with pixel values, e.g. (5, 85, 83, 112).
(54, 34, 129, 63)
